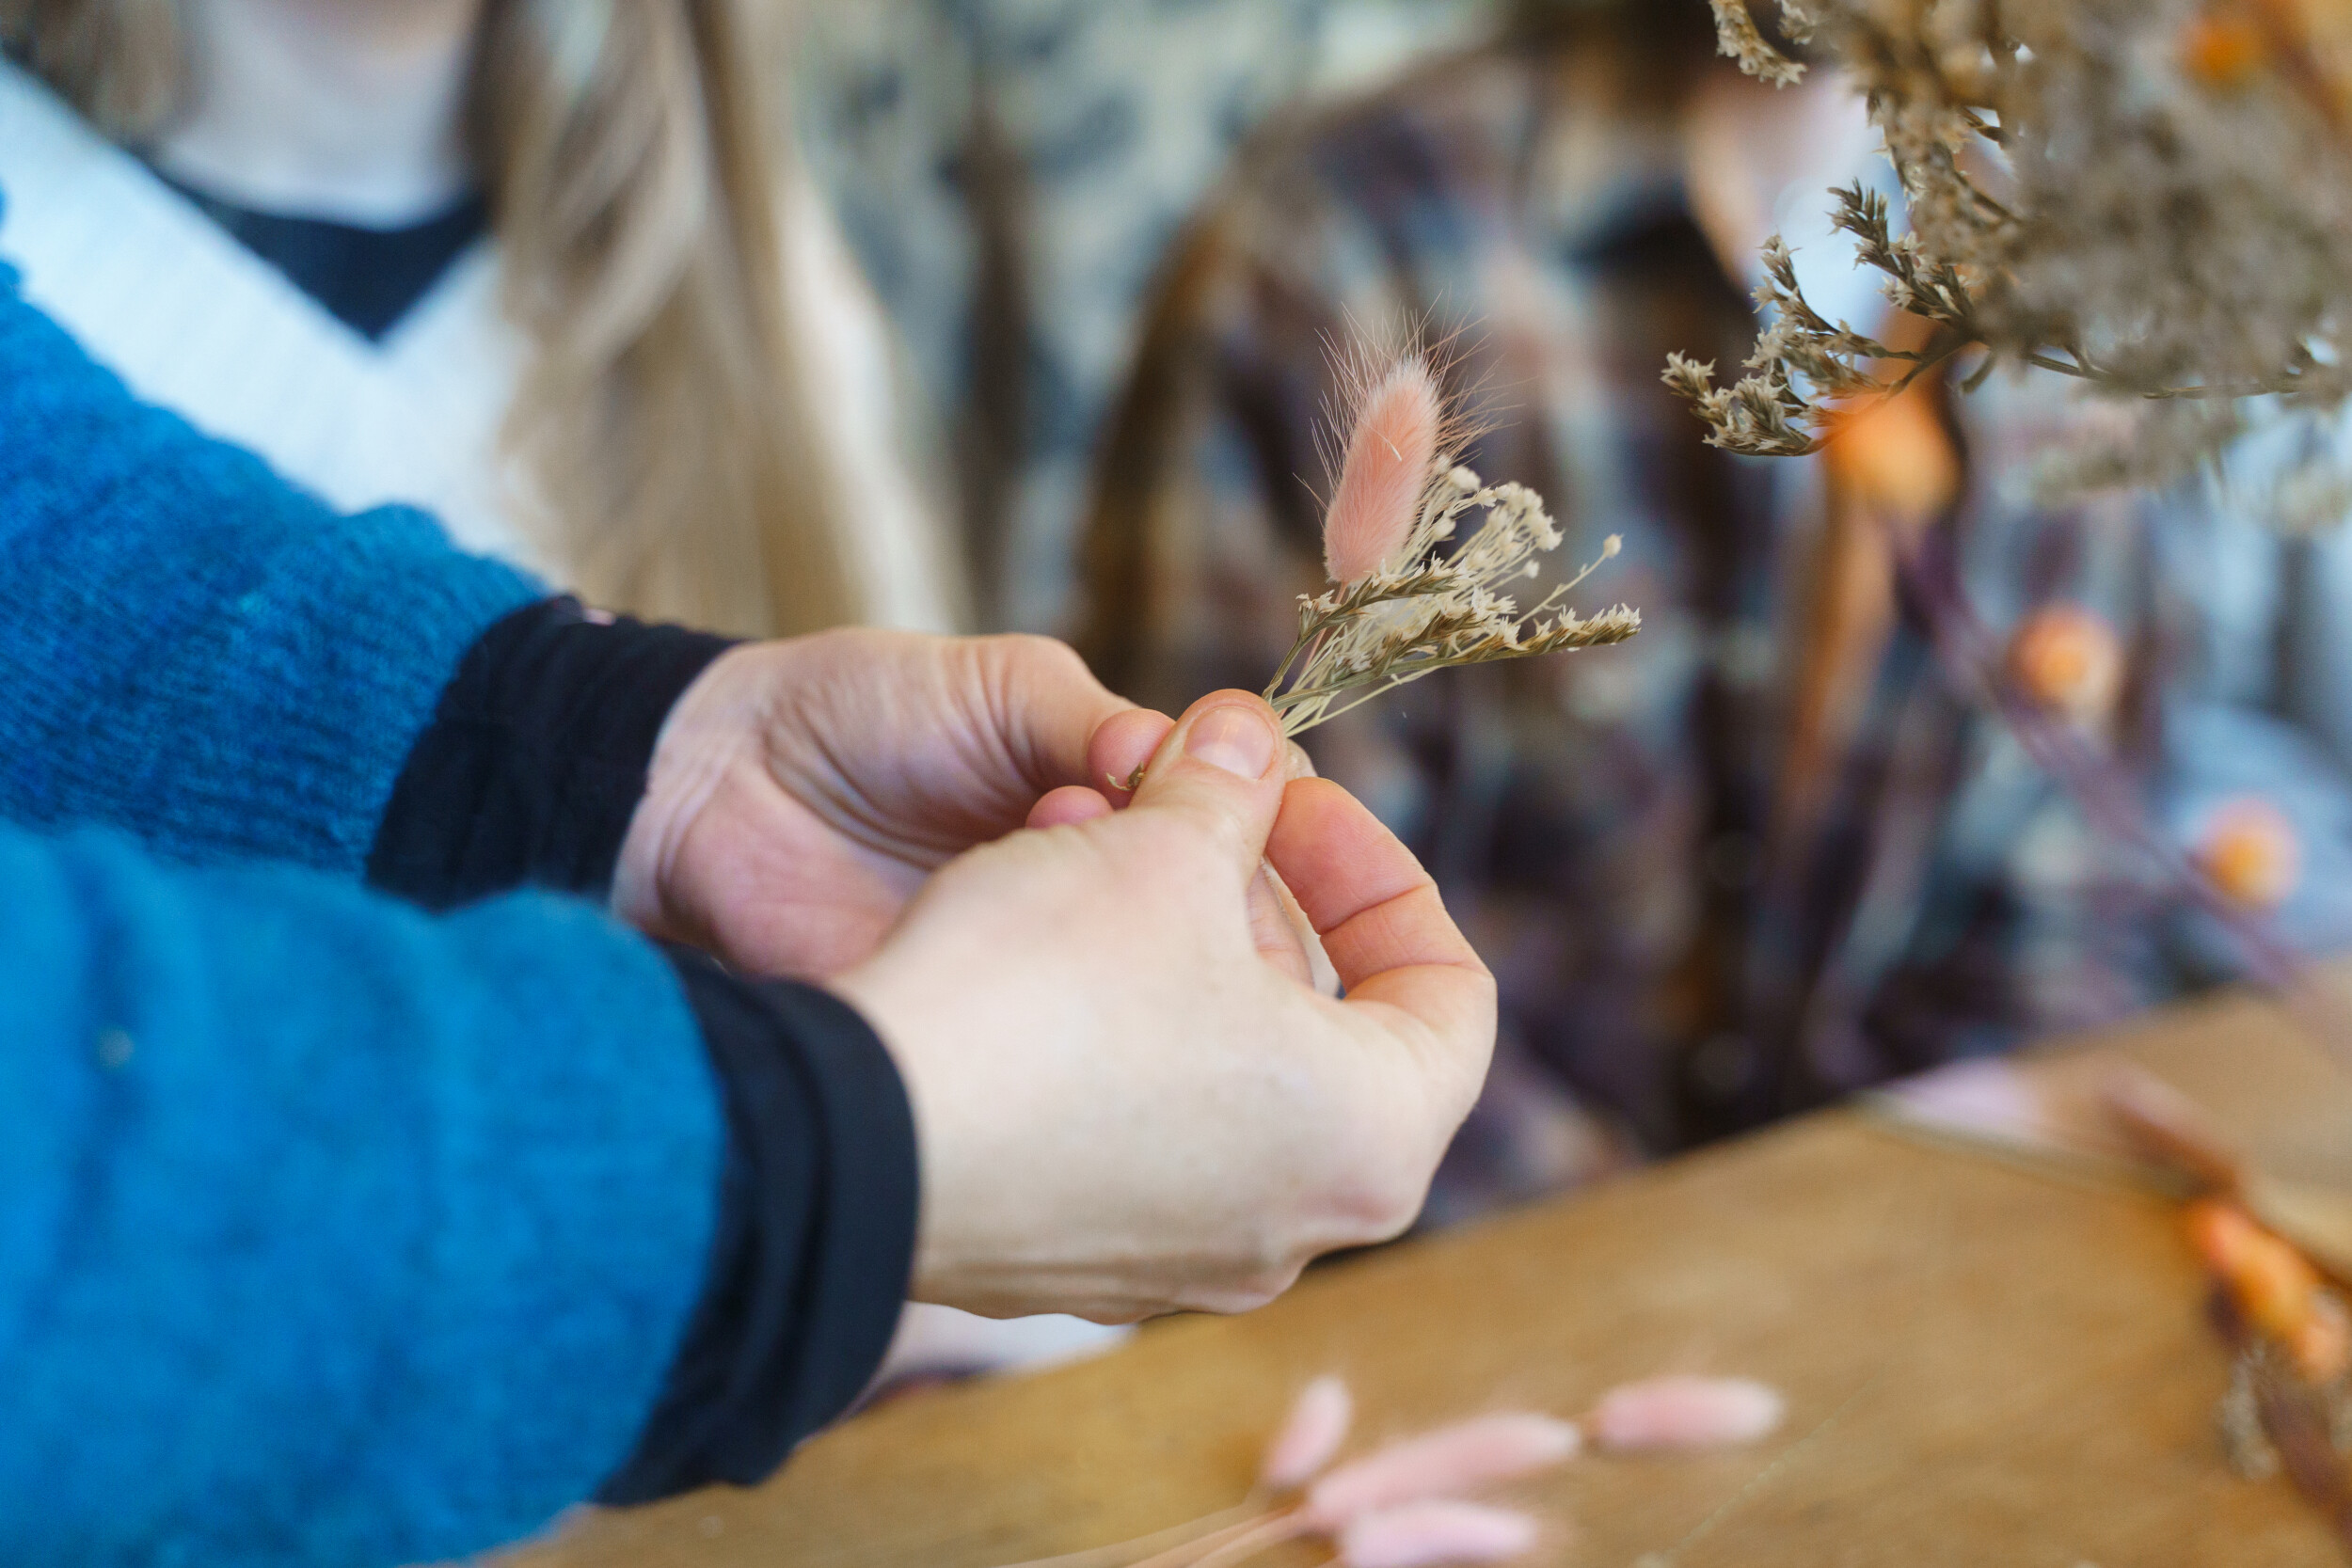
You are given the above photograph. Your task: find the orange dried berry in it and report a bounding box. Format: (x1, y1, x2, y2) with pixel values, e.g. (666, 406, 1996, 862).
(2196, 797, 2302, 909)
(2231, 1227, 2323, 1340)
(2186, 1197, 2265, 1276)
(2007, 604, 2122, 721)
(2291, 1291, 2352, 1384)
(2182, 10, 2273, 86)
(1825, 388, 1962, 525)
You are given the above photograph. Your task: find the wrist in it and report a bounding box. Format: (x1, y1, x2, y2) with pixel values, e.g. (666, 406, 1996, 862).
(612, 641, 773, 938)
(367, 597, 735, 911)
(601, 947, 918, 1500)
(825, 956, 1012, 1317)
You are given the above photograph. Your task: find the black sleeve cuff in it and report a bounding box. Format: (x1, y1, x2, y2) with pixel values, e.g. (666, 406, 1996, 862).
(366, 597, 738, 910)
(598, 948, 920, 1504)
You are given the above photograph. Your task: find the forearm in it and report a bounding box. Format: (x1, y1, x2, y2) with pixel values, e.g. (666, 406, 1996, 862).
(0, 256, 538, 870)
(0, 821, 914, 1564)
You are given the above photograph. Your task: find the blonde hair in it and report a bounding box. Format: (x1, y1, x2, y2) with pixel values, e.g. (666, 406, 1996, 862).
(2, 0, 859, 639)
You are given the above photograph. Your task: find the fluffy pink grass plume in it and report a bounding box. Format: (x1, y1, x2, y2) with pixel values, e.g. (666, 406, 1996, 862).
(1305, 1413, 1578, 1528)
(1323, 356, 1442, 584)
(1584, 1375, 1785, 1453)
(1260, 1375, 1354, 1492)
(1337, 1501, 1540, 1568)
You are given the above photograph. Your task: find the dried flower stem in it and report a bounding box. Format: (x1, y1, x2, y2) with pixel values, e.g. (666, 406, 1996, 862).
(1869, 511, 2352, 1073)
(1183, 1513, 1310, 1568)
(998, 1507, 1262, 1568)
(1117, 1511, 1295, 1568)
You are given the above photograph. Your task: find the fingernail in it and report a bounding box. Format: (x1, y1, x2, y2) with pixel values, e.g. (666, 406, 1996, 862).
(1185, 705, 1278, 780)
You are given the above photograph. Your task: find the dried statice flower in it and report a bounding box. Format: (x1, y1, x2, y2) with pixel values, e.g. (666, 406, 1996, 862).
(1673, 0, 2352, 499)
(2223, 1351, 2285, 1480)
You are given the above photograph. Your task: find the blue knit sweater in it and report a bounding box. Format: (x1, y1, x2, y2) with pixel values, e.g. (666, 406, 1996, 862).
(0, 236, 725, 1562)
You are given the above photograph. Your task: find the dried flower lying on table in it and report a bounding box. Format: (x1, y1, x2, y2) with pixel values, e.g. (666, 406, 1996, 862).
(2185, 1197, 2352, 1488)
(1000, 1371, 1785, 1568)
(1263, 352, 1640, 739)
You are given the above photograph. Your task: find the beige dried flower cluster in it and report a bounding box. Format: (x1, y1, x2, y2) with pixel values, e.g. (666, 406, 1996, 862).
(1670, 0, 2352, 500)
(1267, 465, 1640, 738)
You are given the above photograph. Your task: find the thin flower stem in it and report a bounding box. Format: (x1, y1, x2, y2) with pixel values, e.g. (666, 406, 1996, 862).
(1264, 618, 1336, 701)
(1875, 513, 2352, 1070)
(1271, 656, 1445, 713)
(1276, 676, 1425, 736)
(1181, 1511, 1311, 1568)
(990, 1506, 1262, 1568)
(1120, 1510, 1293, 1568)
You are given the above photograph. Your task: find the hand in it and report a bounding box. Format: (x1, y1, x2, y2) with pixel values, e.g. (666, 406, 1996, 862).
(612, 628, 1319, 983)
(831, 691, 1497, 1323)
(612, 630, 1139, 978)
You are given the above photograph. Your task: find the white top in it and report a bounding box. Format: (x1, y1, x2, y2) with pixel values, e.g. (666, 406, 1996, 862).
(0, 58, 959, 632)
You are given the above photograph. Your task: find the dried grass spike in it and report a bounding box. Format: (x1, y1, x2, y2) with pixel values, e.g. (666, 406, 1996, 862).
(1325, 357, 1442, 584)
(1305, 1414, 1579, 1528)
(1584, 1376, 1786, 1453)
(1261, 1375, 1355, 1492)
(1337, 1501, 1541, 1568)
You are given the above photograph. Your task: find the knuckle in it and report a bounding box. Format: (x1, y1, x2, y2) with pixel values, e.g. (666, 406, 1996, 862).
(1180, 1256, 1307, 1316)
(1333, 1161, 1430, 1243)
(1320, 1107, 1441, 1240)
(992, 631, 1093, 688)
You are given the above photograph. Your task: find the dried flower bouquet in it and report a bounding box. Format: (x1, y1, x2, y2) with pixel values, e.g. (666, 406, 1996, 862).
(1661, 0, 2352, 1003)
(1675, 0, 2352, 507)
(1266, 354, 1639, 739)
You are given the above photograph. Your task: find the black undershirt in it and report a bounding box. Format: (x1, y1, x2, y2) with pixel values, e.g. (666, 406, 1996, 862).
(158, 172, 487, 341)
(367, 598, 920, 1502)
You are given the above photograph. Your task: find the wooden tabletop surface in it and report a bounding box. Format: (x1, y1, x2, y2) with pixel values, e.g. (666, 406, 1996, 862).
(514, 985, 2352, 1568)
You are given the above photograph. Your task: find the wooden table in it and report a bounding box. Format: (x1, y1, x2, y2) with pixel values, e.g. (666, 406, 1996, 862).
(516, 986, 2352, 1567)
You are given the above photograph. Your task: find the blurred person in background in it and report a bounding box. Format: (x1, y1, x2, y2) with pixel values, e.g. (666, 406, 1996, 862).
(1078, 0, 2352, 1215)
(794, 0, 1495, 629)
(0, 0, 961, 638)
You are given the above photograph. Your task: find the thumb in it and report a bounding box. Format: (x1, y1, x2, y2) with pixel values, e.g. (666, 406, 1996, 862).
(1126, 691, 1289, 882)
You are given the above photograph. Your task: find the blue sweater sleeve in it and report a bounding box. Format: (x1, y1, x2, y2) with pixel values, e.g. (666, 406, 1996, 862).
(0, 818, 724, 1568)
(0, 254, 540, 872)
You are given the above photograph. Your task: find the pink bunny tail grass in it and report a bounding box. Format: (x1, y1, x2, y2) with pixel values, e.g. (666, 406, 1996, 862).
(1260, 1375, 1355, 1492)
(1324, 356, 1442, 584)
(1305, 1414, 1579, 1528)
(1583, 1376, 1786, 1453)
(1338, 1502, 1542, 1568)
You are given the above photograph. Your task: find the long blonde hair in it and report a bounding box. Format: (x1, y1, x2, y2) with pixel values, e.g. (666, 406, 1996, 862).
(2, 0, 859, 638)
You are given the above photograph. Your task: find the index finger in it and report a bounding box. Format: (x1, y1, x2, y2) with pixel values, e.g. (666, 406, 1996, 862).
(973, 634, 1138, 795)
